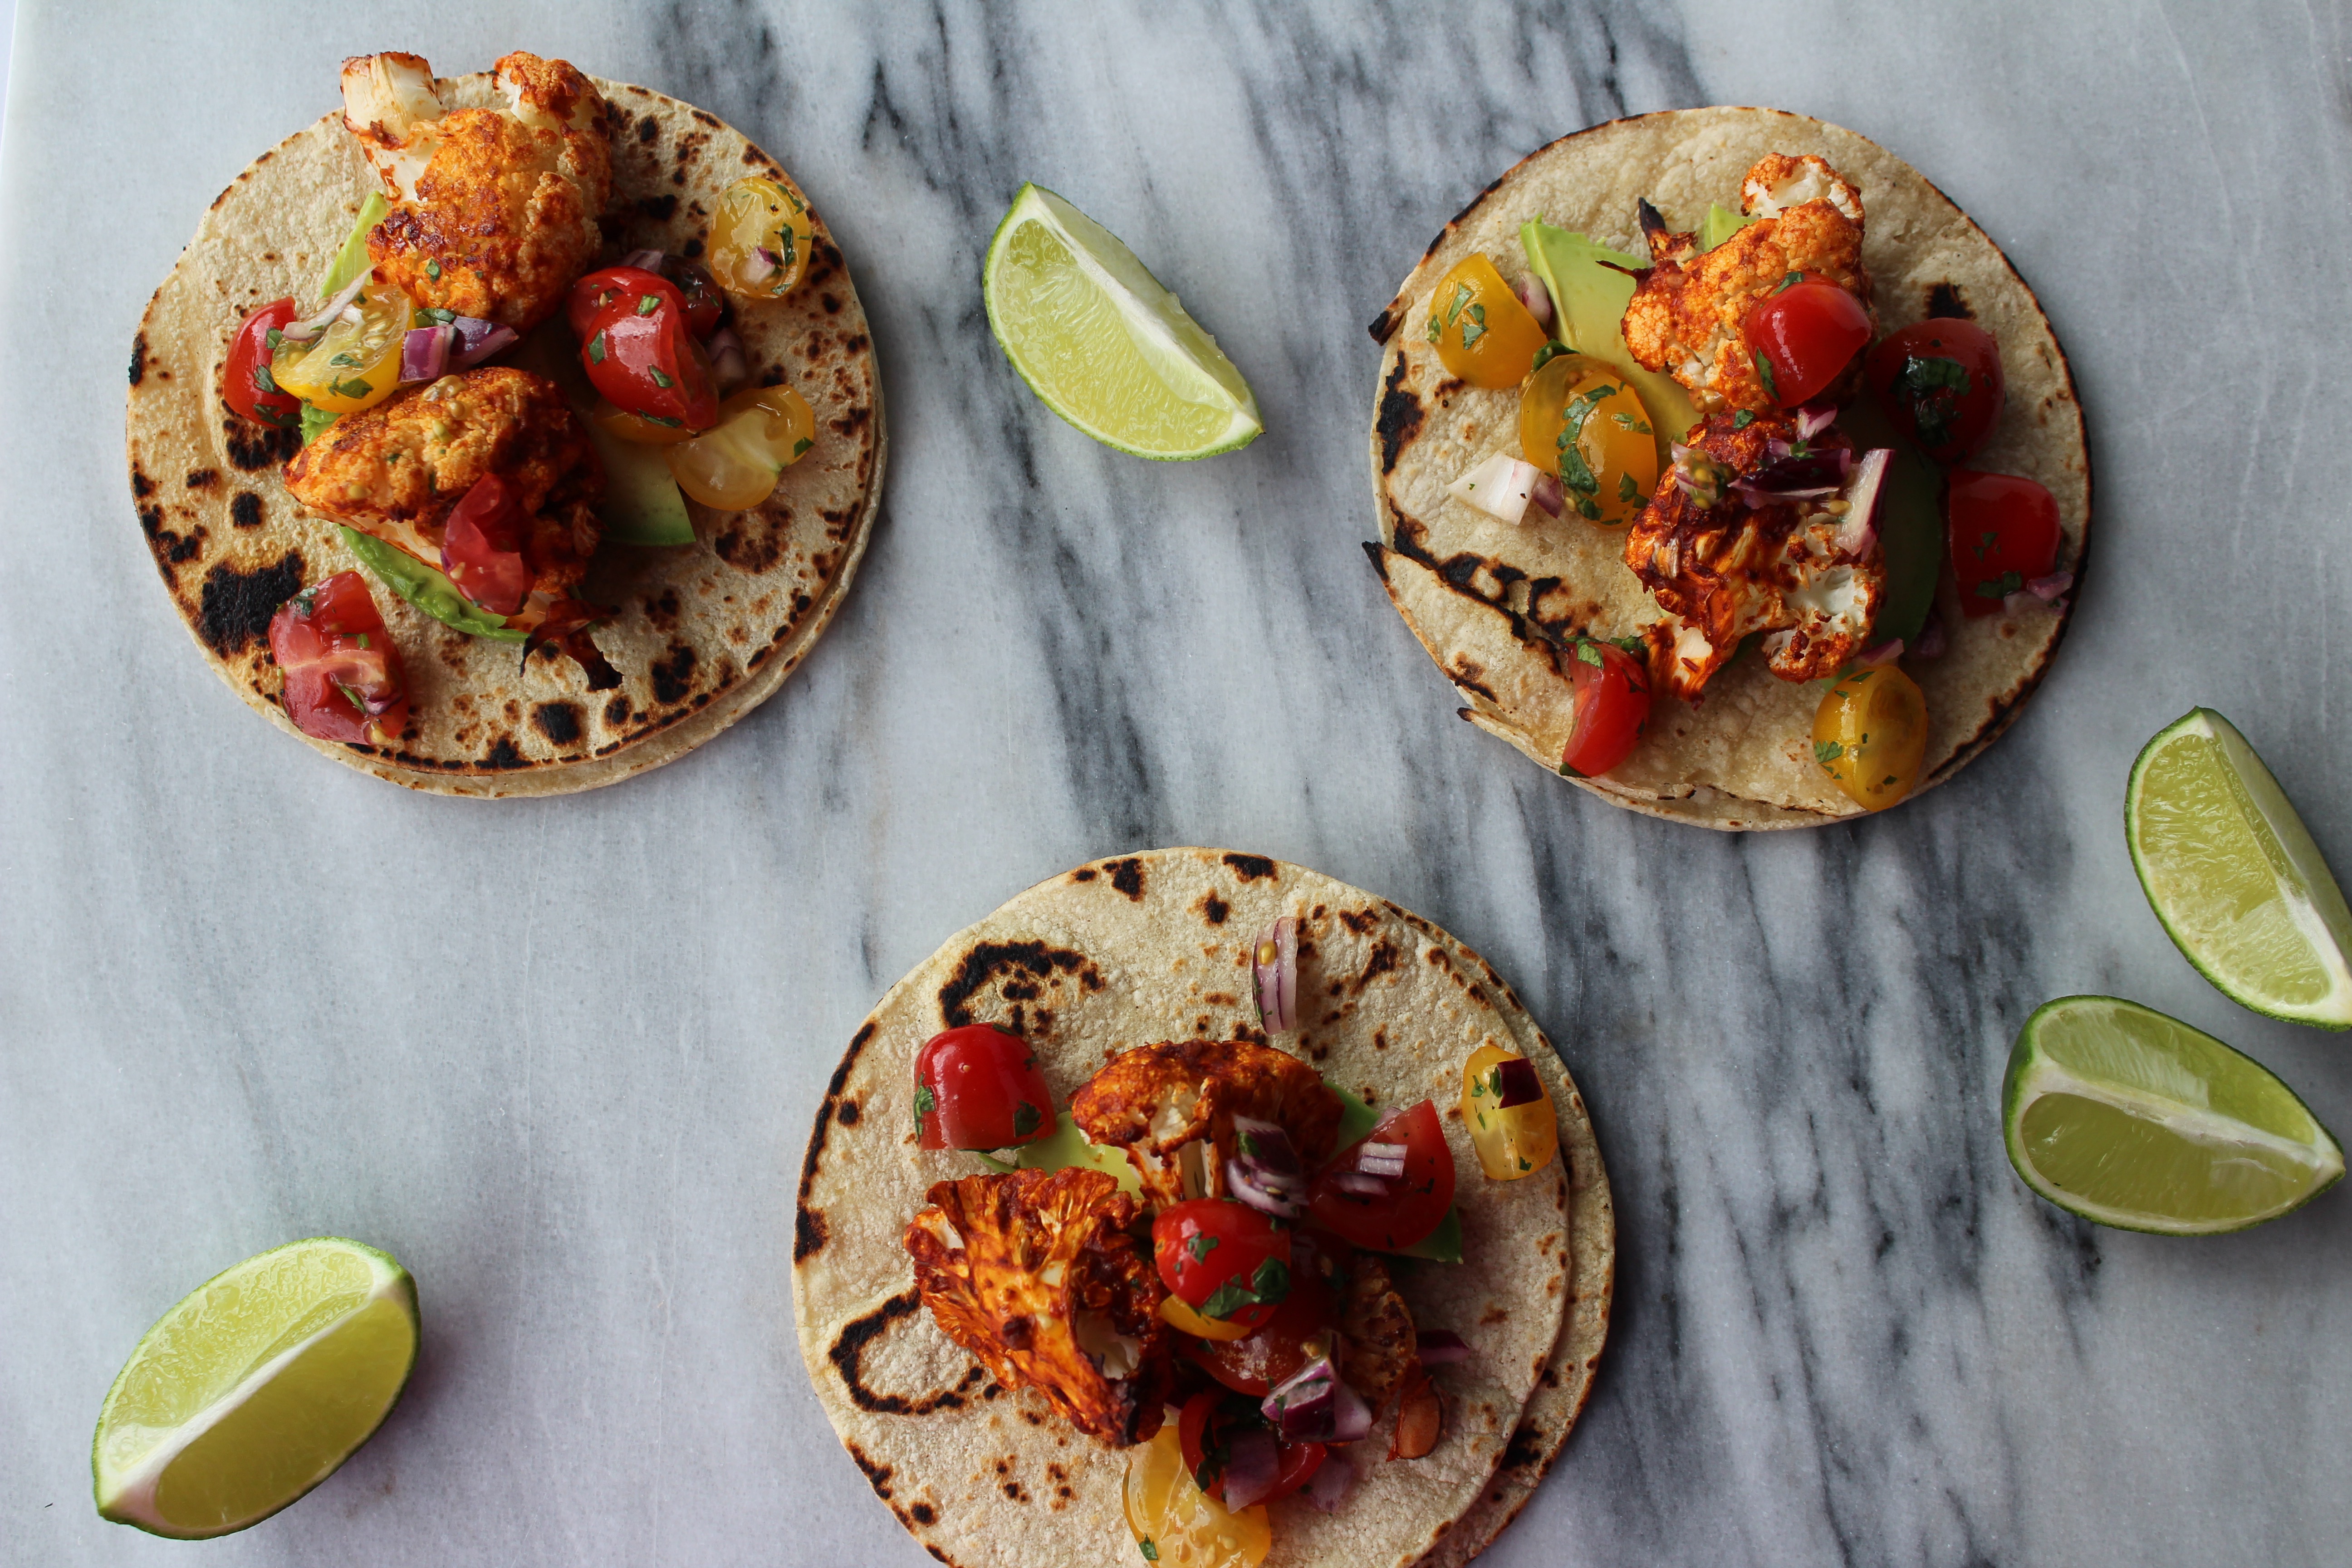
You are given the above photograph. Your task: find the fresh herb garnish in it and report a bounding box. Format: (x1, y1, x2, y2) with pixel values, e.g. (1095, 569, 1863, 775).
(1250, 1256, 1290, 1301)
(327, 376, 371, 400)
(1753, 350, 1779, 402)
(1618, 471, 1640, 503)
(1574, 641, 1605, 667)
(637, 294, 662, 315)
(1531, 341, 1564, 372)
(588, 333, 607, 364)
(1139, 1541, 1159, 1563)
(1814, 739, 1845, 765)
(912, 1084, 935, 1132)
(426, 260, 442, 280)
(1459, 302, 1488, 349)
(649, 367, 675, 388)
(1733, 409, 1756, 429)
(1013, 1101, 1042, 1139)
(1977, 570, 2024, 599)
(791, 437, 812, 458)
(329, 352, 362, 368)
(1777, 271, 1803, 292)
(1187, 1233, 1219, 1263)
(1889, 355, 1972, 449)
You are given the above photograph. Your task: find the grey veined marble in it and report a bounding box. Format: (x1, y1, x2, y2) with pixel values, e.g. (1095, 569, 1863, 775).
(5, 1, 2351, 1564)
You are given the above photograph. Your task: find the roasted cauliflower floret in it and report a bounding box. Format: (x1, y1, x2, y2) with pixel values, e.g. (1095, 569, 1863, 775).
(904, 1169, 1174, 1446)
(1624, 410, 1882, 702)
(1621, 153, 1873, 414)
(284, 366, 603, 603)
(1069, 1039, 1343, 1212)
(1335, 1249, 1417, 1417)
(342, 50, 612, 330)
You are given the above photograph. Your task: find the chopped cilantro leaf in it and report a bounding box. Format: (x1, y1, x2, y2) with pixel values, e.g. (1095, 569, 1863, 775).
(1753, 350, 1779, 402)
(791, 437, 812, 457)
(1249, 1256, 1290, 1303)
(912, 1084, 935, 1132)
(1777, 271, 1802, 292)
(1618, 471, 1640, 503)
(588, 333, 607, 364)
(1139, 1542, 1159, 1563)
(1186, 1233, 1219, 1263)
(638, 294, 662, 315)
(1814, 739, 1845, 766)
(1733, 410, 1756, 429)
(649, 367, 675, 388)
(1575, 640, 1605, 667)
(426, 260, 442, 280)
(1013, 1101, 1041, 1139)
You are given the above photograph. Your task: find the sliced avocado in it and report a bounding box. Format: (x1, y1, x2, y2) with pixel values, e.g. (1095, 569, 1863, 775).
(586, 423, 696, 546)
(1697, 203, 1754, 252)
(318, 193, 390, 299)
(1010, 1110, 1144, 1195)
(340, 525, 527, 642)
(1332, 1086, 1380, 1147)
(299, 404, 338, 447)
(1834, 399, 1945, 646)
(1519, 219, 1701, 460)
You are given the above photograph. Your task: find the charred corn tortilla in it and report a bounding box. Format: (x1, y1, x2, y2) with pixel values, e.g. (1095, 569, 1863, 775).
(1367, 107, 2087, 829)
(127, 71, 883, 796)
(791, 849, 1613, 1568)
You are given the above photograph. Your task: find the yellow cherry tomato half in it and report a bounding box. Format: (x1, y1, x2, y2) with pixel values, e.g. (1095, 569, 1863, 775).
(271, 279, 414, 415)
(709, 176, 815, 301)
(1812, 664, 1929, 811)
(664, 384, 815, 510)
(1124, 1424, 1270, 1568)
(1460, 1044, 1560, 1181)
(1426, 254, 1548, 391)
(1159, 1292, 1254, 1343)
(590, 397, 697, 446)
(1519, 353, 1660, 526)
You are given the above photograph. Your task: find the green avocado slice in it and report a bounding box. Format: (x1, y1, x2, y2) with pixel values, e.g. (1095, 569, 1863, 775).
(1519, 219, 1700, 460)
(318, 193, 390, 301)
(1696, 202, 1754, 252)
(340, 526, 527, 642)
(1831, 398, 1945, 647)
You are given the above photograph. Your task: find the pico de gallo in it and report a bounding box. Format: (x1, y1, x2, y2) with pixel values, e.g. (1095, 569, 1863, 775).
(1422, 150, 2074, 813)
(897, 914, 1570, 1567)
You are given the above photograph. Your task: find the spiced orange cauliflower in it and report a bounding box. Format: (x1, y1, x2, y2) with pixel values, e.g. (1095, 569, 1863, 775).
(904, 1169, 1175, 1446)
(1068, 1039, 1342, 1212)
(1621, 154, 1873, 414)
(340, 51, 613, 330)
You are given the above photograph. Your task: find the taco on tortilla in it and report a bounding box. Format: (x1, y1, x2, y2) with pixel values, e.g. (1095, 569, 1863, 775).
(792, 849, 1614, 1568)
(1367, 108, 2087, 829)
(127, 50, 883, 796)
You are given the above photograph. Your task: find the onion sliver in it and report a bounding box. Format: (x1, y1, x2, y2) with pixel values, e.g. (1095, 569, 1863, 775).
(1330, 1170, 1392, 1197)
(1446, 451, 1542, 524)
(1855, 638, 1904, 667)
(1835, 449, 1892, 557)
(1220, 1426, 1283, 1510)
(1529, 472, 1564, 517)
(1253, 917, 1298, 1034)
(1514, 274, 1553, 329)
(706, 327, 749, 390)
(619, 248, 664, 272)
(399, 325, 453, 385)
(279, 273, 372, 346)
(2028, 570, 2073, 600)
(1416, 1330, 1472, 1365)
(452, 317, 518, 368)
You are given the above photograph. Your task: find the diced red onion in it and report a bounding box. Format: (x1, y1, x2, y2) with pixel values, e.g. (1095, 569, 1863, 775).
(1855, 639, 1904, 667)
(2028, 570, 2073, 601)
(1327, 1378, 1372, 1443)
(1362, 1141, 1406, 1162)
(1359, 1142, 1407, 1178)
(1493, 1058, 1544, 1108)
(399, 325, 453, 384)
(1330, 1170, 1393, 1197)
(619, 248, 665, 273)
(1766, 438, 1793, 461)
(279, 273, 372, 345)
(706, 326, 749, 389)
(1514, 275, 1553, 329)
(1794, 404, 1838, 440)
(1226, 1115, 1306, 1219)
(1913, 612, 1947, 660)
(1263, 1358, 1373, 1445)
(452, 318, 518, 368)
(1219, 1426, 1283, 1510)
(745, 246, 781, 284)
(1253, 917, 1298, 1034)
(1305, 1453, 1355, 1512)
(1736, 482, 1839, 509)
(1529, 472, 1563, 517)
(1415, 1330, 1472, 1366)
(1835, 449, 1892, 556)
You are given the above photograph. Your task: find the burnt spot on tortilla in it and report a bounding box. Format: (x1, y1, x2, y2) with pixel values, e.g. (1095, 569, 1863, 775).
(131, 469, 156, 500)
(835, 1098, 861, 1126)
(1926, 281, 1973, 319)
(604, 695, 632, 726)
(828, 1291, 991, 1415)
(910, 1502, 936, 1525)
(1107, 858, 1145, 900)
(128, 334, 149, 386)
(637, 116, 659, 144)
(230, 492, 265, 529)
(1445, 659, 1500, 704)
(223, 417, 299, 473)
(1201, 892, 1228, 925)
(795, 1020, 877, 1260)
(1448, 169, 1510, 235)
(484, 738, 527, 769)
(644, 588, 682, 632)
(1221, 853, 1276, 882)
(847, 1439, 894, 1499)
(1499, 1423, 1547, 1470)
(1338, 908, 1378, 936)
(196, 554, 303, 655)
(1367, 304, 1399, 344)
(830, 404, 872, 438)
(184, 469, 218, 491)
(1376, 360, 1424, 475)
(531, 702, 582, 745)
(937, 941, 1102, 1028)
(681, 235, 705, 260)
(1069, 867, 1097, 883)
(650, 642, 697, 705)
(637, 193, 679, 222)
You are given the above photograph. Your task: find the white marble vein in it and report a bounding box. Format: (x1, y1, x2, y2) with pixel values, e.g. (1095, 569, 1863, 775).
(5, 1, 2352, 1564)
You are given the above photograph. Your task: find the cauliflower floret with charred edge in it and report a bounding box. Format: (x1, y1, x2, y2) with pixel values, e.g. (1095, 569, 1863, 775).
(1068, 1039, 1343, 1213)
(284, 366, 603, 603)
(1335, 1248, 1417, 1417)
(1620, 153, 1873, 415)
(1624, 410, 1883, 702)
(904, 1169, 1175, 1446)
(341, 51, 612, 331)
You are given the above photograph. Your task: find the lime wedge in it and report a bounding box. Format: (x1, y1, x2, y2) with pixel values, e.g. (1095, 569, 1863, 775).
(93, 1238, 418, 1539)
(2128, 708, 2352, 1028)
(2002, 995, 2343, 1234)
(982, 184, 1262, 459)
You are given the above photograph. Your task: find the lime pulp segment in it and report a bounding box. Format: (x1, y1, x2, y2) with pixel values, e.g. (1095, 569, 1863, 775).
(2127, 708, 2352, 1028)
(93, 1237, 418, 1539)
(983, 184, 1262, 459)
(2002, 995, 2343, 1234)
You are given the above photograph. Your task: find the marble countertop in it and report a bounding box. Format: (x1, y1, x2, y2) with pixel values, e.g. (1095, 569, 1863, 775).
(6, 2, 2350, 1564)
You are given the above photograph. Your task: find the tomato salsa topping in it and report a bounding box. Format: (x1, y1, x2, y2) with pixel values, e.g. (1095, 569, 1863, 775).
(224, 299, 303, 430)
(1947, 470, 2060, 616)
(267, 571, 409, 747)
(1866, 318, 2004, 463)
(1307, 1099, 1456, 1253)
(1152, 1198, 1292, 1332)
(1744, 271, 1871, 408)
(913, 1024, 1056, 1152)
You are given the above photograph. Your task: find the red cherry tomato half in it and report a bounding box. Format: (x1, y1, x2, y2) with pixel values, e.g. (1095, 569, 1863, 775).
(660, 256, 727, 340)
(582, 293, 719, 432)
(1947, 470, 2060, 618)
(1184, 1247, 1341, 1397)
(1745, 274, 1871, 408)
(1307, 1100, 1456, 1253)
(268, 570, 409, 747)
(1561, 640, 1651, 778)
(912, 1024, 1056, 1151)
(1866, 319, 2004, 463)
(565, 266, 684, 342)
(1177, 1390, 1325, 1507)
(225, 298, 303, 430)
(1153, 1200, 1293, 1333)
(438, 474, 533, 616)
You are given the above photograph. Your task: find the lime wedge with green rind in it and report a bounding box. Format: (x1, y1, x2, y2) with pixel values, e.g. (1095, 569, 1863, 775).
(2128, 708, 2352, 1028)
(94, 1238, 418, 1539)
(2002, 995, 2343, 1234)
(983, 184, 1262, 460)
